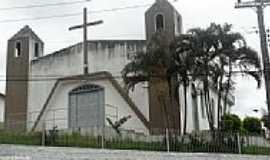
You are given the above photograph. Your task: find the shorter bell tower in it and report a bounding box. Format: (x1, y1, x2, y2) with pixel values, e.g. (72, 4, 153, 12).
(5, 25, 44, 131)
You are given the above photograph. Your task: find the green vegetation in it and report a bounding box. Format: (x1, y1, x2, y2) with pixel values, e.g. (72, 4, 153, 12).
(221, 114, 242, 132)
(46, 132, 100, 148)
(122, 23, 262, 133)
(220, 114, 264, 135)
(243, 117, 262, 135)
(242, 146, 270, 155)
(0, 131, 269, 155)
(0, 131, 41, 145)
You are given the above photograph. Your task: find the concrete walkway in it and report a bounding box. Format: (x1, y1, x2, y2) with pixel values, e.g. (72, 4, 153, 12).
(0, 145, 269, 160)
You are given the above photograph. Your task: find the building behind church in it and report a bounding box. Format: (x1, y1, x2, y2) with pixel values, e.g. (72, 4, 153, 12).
(5, 0, 234, 135)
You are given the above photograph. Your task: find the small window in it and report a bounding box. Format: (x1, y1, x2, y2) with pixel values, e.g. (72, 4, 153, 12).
(15, 41, 21, 57)
(34, 43, 39, 57)
(156, 14, 164, 31)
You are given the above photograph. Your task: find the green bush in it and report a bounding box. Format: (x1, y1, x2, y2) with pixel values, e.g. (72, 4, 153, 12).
(242, 146, 270, 155)
(46, 132, 100, 148)
(0, 131, 41, 145)
(243, 117, 262, 135)
(220, 114, 242, 132)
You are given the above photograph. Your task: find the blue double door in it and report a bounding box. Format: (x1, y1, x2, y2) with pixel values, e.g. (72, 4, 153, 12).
(68, 85, 105, 129)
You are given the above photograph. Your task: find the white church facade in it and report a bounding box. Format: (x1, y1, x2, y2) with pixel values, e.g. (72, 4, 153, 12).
(5, 0, 234, 135)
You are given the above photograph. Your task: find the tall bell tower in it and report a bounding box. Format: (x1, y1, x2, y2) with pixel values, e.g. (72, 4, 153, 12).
(145, 0, 182, 40)
(145, 0, 183, 133)
(5, 25, 44, 131)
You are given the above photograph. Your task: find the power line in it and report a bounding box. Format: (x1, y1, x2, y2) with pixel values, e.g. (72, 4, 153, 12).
(0, 0, 91, 11)
(0, 4, 151, 24)
(90, 3, 151, 14)
(0, 0, 181, 24)
(0, 13, 82, 23)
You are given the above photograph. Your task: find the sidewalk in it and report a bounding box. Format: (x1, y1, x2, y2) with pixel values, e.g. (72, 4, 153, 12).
(0, 145, 269, 160)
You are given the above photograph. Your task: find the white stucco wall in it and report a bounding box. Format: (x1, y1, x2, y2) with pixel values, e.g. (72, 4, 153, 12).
(0, 95, 5, 122)
(179, 80, 233, 133)
(34, 79, 148, 134)
(86, 41, 149, 121)
(27, 44, 84, 130)
(27, 41, 149, 133)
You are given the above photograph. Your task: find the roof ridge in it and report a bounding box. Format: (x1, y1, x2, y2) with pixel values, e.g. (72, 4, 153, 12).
(9, 25, 43, 43)
(32, 40, 146, 63)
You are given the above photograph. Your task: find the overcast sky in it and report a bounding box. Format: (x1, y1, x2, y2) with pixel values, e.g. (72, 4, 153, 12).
(0, 0, 269, 118)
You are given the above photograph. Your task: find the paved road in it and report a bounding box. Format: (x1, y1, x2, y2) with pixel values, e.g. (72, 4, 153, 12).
(0, 145, 269, 160)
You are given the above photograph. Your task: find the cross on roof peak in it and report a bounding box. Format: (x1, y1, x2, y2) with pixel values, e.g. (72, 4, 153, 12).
(69, 7, 103, 74)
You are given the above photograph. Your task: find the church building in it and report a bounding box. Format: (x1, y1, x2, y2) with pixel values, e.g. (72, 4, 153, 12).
(5, 0, 234, 134)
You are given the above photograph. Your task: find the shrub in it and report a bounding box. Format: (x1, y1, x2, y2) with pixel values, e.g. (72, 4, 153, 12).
(220, 114, 242, 132)
(243, 117, 262, 135)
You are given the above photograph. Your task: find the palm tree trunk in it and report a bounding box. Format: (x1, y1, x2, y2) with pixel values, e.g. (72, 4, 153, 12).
(183, 80, 188, 135)
(217, 65, 224, 130)
(204, 79, 212, 131)
(203, 61, 215, 132)
(207, 88, 215, 131)
(217, 82, 222, 130)
(168, 76, 181, 134)
(223, 59, 232, 114)
(159, 96, 170, 132)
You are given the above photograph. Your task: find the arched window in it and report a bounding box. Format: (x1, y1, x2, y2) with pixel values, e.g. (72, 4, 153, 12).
(15, 41, 22, 57)
(155, 14, 164, 31)
(69, 84, 105, 129)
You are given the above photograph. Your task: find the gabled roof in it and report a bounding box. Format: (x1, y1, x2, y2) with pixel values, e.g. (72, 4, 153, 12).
(9, 25, 43, 43)
(146, 0, 176, 14)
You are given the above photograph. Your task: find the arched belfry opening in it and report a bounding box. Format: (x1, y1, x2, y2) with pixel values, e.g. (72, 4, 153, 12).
(68, 84, 105, 129)
(155, 14, 165, 31)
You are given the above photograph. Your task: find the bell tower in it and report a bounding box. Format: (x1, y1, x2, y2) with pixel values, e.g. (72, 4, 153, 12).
(145, 0, 183, 133)
(145, 0, 182, 40)
(5, 25, 43, 131)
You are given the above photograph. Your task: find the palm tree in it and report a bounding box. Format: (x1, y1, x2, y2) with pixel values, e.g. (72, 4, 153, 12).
(181, 24, 221, 131)
(178, 23, 262, 131)
(207, 23, 261, 129)
(222, 46, 262, 115)
(122, 32, 180, 132)
(173, 35, 196, 134)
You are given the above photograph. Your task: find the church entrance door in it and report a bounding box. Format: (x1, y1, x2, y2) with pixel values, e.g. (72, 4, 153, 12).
(68, 84, 105, 129)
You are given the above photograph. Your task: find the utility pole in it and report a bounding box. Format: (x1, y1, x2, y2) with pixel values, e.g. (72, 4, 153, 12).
(235, 0, 270, 121)
(69, 8, 103, 74)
